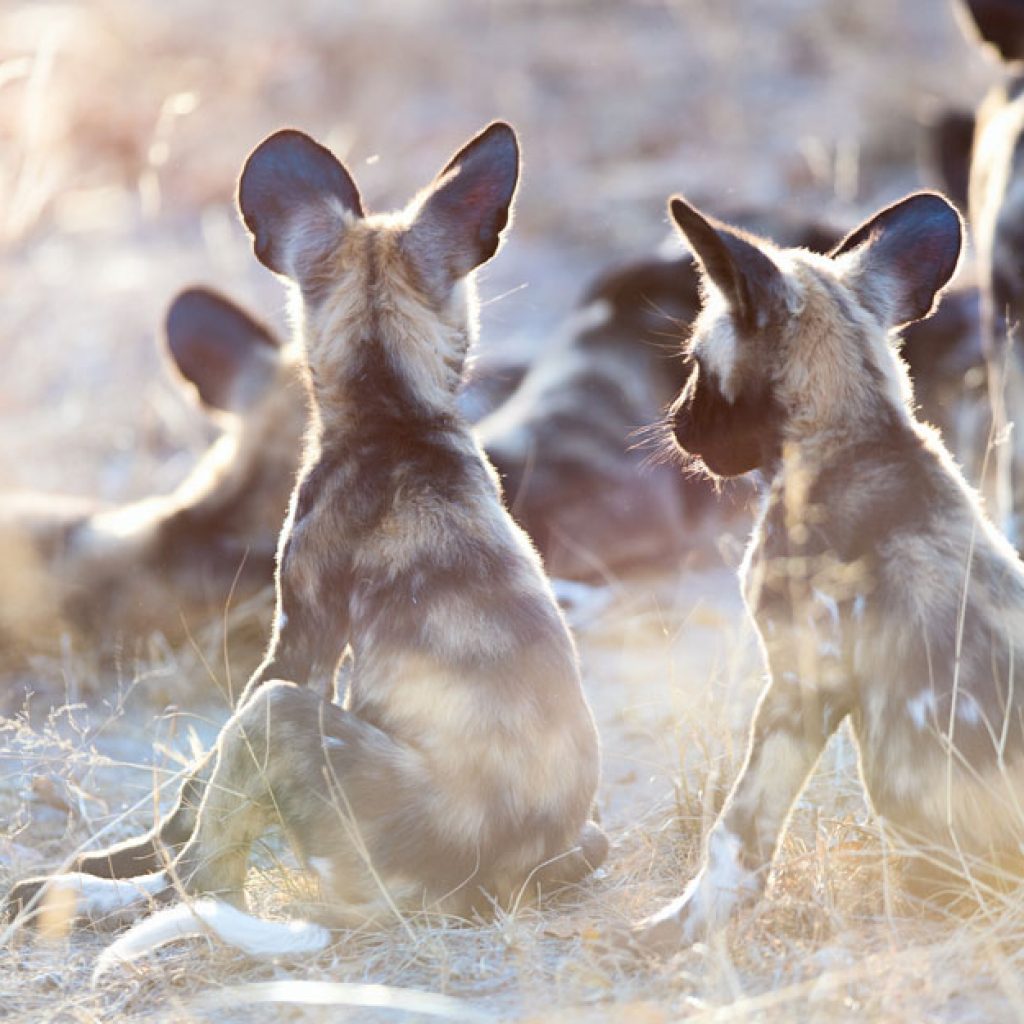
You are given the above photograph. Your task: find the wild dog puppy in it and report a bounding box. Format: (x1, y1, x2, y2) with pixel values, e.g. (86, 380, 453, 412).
(940, 0, 1024, 543)
(0, 288, 305, 675)
(6, 122, 606, 968)
(629, 188, 1024, 955)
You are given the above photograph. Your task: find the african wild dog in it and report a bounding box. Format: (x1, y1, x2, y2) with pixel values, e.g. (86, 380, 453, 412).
(0, 287, 306, 676)
(6, 122, 606, 969)
(901, 280, 988, 471)
(627, 187, 1024, 954)
(477, 255, 706, 580)
(498, 218, 985, 584)
(927, 0, 1024, 543)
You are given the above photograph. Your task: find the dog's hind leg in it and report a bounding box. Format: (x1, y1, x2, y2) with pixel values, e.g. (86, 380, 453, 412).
(73, 563, 350, 882)
(5, 759, 215, 924)
(170, 680, 396, 904)
(6, 682, 373, 934)
(90, 682, 416, 969)
(71, 755, 213, 879)
(167, 682, 321, 902)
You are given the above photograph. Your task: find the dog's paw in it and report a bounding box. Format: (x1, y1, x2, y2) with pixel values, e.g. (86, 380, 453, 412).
(628, 890, 702, 957)
(4, 876, 51, 925)
(627, 859, 752, 958)
(4, 874, 88, 939)
(5, 871, 169, 935)
(588, 900, 696, 967)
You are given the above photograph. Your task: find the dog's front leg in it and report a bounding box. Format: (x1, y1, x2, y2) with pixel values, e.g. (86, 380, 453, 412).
(631, 671, 848, 955)
(235, 537, 352, 707)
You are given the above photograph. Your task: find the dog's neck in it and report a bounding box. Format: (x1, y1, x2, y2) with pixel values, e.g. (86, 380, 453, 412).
(299, 306, 470, 452)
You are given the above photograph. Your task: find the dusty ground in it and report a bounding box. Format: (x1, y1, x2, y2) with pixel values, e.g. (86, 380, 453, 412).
(3, 1, 1023, 1021)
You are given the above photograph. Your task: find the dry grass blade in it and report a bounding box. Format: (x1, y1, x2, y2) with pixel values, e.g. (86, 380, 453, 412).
(193, 979, 493, 1021)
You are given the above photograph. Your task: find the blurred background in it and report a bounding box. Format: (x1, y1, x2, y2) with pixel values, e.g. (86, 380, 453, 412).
(0, 0, 993, 500)
(0, 7, 1016, 1018)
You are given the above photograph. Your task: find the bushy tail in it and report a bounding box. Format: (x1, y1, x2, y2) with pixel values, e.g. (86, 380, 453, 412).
(92, 899, 331, 983)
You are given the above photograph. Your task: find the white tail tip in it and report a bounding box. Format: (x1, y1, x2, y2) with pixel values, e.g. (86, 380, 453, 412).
(92, 899, 331, 984)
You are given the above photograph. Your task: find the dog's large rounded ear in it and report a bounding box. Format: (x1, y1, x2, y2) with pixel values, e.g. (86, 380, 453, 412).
(165, 287, 281, 412)
(668, 196, 787, 331)
(238, 129, 363, 283)
(953, 0, 1024, 62)
(404, 122, 520, 293)
(829, 192, 963, 327)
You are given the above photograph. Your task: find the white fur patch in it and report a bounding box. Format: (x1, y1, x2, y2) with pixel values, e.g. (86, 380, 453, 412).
(642, 828, 757, 944)
(309, 856, 335, 892)
(907, 689, 937, 731)
(44, 870, 168, 920)
(957, 693, 982, 726)
(93, 898, 331, 983)
(811, 588, 842, 659)
(703, 828, 755, 901)
(813, 589, 840, 630)
(698, 303, 740, 402)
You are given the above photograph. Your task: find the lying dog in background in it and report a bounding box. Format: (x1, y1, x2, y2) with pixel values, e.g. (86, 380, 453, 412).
(0, 288, 306, 682)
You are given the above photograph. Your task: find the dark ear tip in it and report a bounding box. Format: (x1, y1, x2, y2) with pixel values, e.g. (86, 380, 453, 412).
(165, 286, 227, 347)
(668, 196, 688, 220)
(166, 286, 217, 326)
(668, 196, 718, 242)
(909, 189, 965, 243)
(164, 285, 278, 356)
(476, 121, 521, 166)
(436, 121, 522, 189)
(237, 128, 325, 201)
(246, 128, 319, 161)
(906, 189, 961, 215)
(480, 120, 518, 143)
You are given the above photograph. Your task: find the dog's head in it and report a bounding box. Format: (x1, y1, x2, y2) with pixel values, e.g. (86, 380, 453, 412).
(236, 124, 520, 418)
(668, 192, 963, 478)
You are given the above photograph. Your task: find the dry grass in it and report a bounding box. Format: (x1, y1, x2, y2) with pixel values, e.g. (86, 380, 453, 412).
(2, 1, 1022, 1021)
(8, 571, 1024, 1023)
